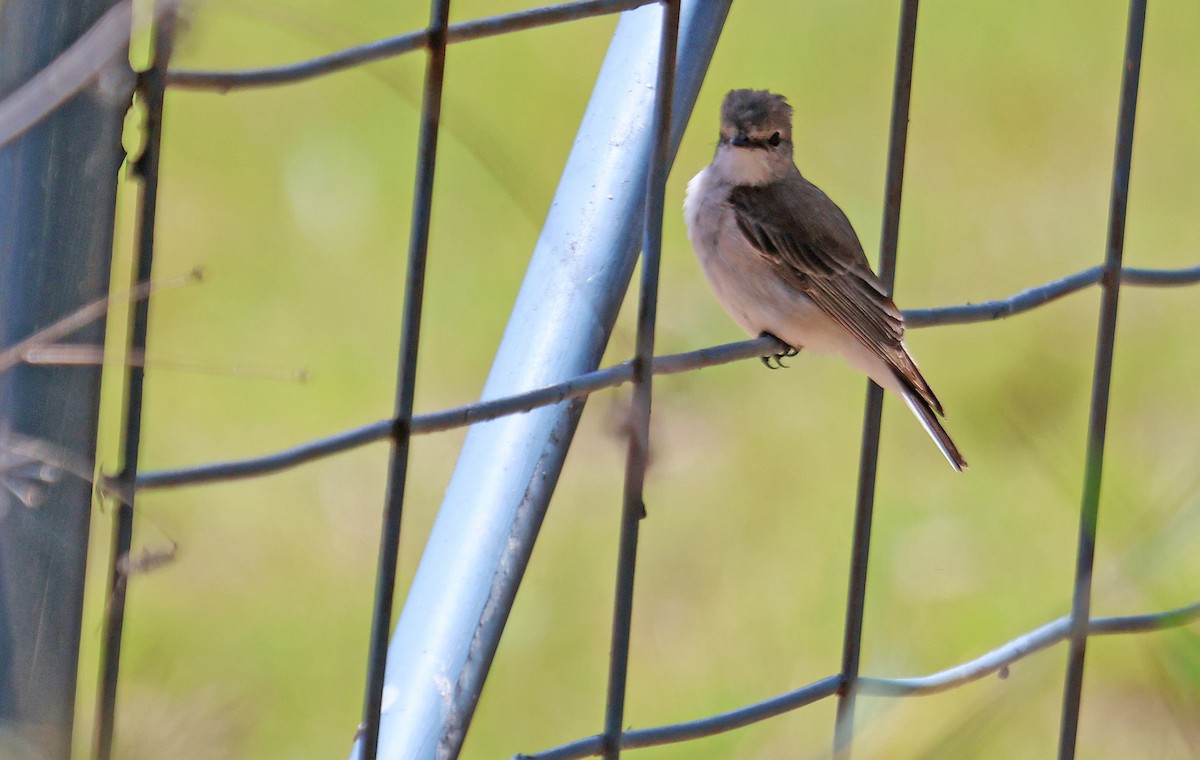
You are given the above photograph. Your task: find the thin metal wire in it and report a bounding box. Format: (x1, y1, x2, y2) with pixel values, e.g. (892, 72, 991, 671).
(520, 677, 846, 760)
(347, 8, 729, 758)
(601, 3, 678, 758)
(516, 599, 1200, 760)
(834, 1, 919, 755)
(905, 263, 1200, 327)
(91, 13, 174, 760)
(167, 0, 655, 91)
(358, 0, 450, 757)
(1058, 1, 1146, 758)
(8, 259, 1190, 379)
(127, 261, 1200, 492)
(72, 2, 1193, 758)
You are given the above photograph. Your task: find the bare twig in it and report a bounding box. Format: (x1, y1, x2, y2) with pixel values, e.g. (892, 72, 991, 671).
(0, 268, 202, 375)
(0, 431, 95, 508)
(0, 0, 184, 149)
(115, 540, 178, 577)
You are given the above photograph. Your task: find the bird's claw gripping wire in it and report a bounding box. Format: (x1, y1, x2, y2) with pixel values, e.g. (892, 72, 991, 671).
(759, 333, 800, 369)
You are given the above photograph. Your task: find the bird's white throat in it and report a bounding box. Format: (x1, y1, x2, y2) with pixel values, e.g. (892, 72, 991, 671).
(707, 144, 783, 187)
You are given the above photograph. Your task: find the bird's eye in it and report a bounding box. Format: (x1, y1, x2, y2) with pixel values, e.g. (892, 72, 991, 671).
(768, 132, 782, 147)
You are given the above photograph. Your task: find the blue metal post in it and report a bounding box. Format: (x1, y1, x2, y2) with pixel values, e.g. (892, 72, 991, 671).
(348, 2, 730, 758)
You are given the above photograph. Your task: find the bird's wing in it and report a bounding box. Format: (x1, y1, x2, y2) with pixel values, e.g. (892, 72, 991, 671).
(728, 178, 944, 416)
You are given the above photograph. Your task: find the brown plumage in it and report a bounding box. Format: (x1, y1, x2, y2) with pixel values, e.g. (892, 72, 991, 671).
(685, 89, 966, 470)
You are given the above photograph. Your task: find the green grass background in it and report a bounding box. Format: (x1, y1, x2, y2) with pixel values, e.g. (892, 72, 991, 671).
(77, 0, 1200, 757)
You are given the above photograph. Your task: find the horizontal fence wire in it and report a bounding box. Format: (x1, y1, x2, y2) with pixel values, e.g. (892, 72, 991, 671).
(126, 262, 1200, 492)
(166, 0, 659, 91)
(9, 0, 1182, 758)
(514, 601, 1200, 760)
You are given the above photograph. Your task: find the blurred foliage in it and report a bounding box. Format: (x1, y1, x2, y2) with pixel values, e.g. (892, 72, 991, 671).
(74, 0, 1200, 758)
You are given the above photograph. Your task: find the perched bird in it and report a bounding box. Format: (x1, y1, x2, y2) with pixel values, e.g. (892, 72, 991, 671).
(684, 89, 966, 471)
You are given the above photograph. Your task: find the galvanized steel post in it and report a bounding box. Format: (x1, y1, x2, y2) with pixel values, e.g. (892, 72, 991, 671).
(349, 2, 730, 758)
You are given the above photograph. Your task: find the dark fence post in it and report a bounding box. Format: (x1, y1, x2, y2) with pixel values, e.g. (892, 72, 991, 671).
(0, 1, 130, 757)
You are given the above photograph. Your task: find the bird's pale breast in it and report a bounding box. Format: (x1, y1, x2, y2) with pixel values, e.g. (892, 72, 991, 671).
(684, 168, 851, 358)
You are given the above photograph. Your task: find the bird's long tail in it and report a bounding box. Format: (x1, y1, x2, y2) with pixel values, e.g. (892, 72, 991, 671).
(895, 375, 967, 472)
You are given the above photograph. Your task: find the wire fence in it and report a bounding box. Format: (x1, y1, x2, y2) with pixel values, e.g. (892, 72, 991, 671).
(3, 0, 1197, 758)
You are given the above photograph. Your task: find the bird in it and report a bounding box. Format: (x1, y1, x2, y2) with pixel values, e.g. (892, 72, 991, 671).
(683, 88, 966, 471)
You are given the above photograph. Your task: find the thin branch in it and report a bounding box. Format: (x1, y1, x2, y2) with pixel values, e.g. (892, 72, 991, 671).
(0, 0, 182, 149)
(513, 600, 1200, 760)
(167, 0, 654, 91)
(0, 268, 202, 375)
(21, 343, 306, 382)
(0, 432, 97, 509)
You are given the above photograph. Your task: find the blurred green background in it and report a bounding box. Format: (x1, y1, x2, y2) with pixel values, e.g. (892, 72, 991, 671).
(78, 0, 1200, 758)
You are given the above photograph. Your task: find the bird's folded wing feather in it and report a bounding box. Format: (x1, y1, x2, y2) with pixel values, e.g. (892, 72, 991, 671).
(728, 180, 944, 416)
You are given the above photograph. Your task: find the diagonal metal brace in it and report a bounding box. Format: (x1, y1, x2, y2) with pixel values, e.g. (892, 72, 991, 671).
(348, 2, 731, 759)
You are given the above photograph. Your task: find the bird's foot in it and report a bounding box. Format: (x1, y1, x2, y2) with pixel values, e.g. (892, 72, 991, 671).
(759, 333, 801, 369)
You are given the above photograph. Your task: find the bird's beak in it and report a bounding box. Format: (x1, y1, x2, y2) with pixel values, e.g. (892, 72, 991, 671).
(729, 134, 751, 147)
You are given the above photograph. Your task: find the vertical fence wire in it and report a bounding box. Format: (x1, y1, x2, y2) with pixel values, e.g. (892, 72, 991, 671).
(601, 4, 679, 758)
(1056, 1, 1146, 758)
(833, 1, 920, 755)
(92, 12, 174, 760)
(47, 0, 1186, 757)
(359, 1, 451, 757)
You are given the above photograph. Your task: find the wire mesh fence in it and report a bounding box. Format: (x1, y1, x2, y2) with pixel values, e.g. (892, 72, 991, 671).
(2, 0, 1198, 758)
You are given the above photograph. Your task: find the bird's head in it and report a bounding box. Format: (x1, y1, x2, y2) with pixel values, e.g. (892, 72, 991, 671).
(712, 89, 794, 185)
